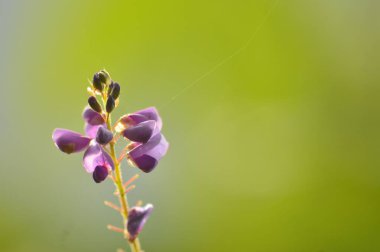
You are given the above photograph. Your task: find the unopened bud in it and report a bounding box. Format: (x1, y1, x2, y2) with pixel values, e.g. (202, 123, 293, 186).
(98, 69, 112, 85)
(108, 82, 115, 96)
(106, 97, 115, 113)
(93, 73, 104, 91)
(110, 82, 120, 100)
(88, 96, 102, 113)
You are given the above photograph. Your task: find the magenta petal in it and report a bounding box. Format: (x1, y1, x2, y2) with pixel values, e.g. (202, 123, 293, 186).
(128, 133, 169, 173)
(127, 204, 154, 241)
(82, 106, 105, 125)
(123, 120, 156, 143)
(83, 142, 114, 173)
(52, 128, 91, 154)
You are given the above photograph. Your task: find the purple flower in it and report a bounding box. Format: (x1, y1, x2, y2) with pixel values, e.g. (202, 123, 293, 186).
(119, 107, 169, 173)
(127, 204, 154, 241)
(52, 107, 114, 183)
(120, 107, 162, 143)
(128, 133, 169, 173)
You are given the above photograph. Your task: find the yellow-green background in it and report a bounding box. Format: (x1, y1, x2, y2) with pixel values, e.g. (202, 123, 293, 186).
(1, 0, 380, 251)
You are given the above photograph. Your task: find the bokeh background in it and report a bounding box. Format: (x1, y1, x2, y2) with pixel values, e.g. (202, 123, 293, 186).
(1, 0, 380, 251)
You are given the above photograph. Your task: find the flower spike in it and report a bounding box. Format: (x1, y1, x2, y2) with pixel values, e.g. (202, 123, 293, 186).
(52, 70, 169, 251)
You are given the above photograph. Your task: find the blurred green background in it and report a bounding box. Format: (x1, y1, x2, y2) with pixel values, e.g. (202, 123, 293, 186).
(1, 0, 380, 251)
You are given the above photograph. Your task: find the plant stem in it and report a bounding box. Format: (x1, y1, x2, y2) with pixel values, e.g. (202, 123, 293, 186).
(106, 113, 142, 252)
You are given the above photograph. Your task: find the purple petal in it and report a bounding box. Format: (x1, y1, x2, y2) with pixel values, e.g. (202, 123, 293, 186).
(123, 120, 156, 143)
(128, 133, 169, 173)
(127, 204, 154, 241)
(52, 128, 91, 154)
(126, 114, 149, 125)
(85, 123, 106, 139)
(121, 107, 162, 129)
(133, 107, 162, 130)
(83, 142, 114, 173)
(82, 106, 105, 125)
(92, 165, 109, 183)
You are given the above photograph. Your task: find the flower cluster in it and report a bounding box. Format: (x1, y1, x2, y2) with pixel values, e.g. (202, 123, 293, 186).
(52, 70, 169, 250)
(116, 107, 168, 173)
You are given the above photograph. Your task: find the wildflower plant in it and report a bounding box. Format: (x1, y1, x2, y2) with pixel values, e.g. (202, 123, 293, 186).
(52, 70, 169, 252)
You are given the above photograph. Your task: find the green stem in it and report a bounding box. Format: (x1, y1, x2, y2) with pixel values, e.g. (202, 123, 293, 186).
(106, 113, 142, 252)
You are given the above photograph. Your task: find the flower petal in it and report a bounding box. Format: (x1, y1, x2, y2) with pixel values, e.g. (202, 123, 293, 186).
(123, 120, 156, 143)
(52, 128, 91, 154)
(128, 133, 169, 173)
(85, 123, 106, 139)
(82, 106, 105, 125)
(133, 107, 162, 130)
(127, 204, 154, 241)
(83, 142, 114, 173)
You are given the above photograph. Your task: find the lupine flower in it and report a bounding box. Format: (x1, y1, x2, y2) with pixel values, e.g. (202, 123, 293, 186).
(52, 70, 169, 251)
(52, 107, 114, 183)
(127, 204, 154, 241)
(117, 107, 169, 173)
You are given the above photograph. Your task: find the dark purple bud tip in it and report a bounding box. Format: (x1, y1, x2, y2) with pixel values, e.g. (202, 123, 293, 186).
(127, 204, 154, 241)
(93, 73, 104, 91)
(96, 127, 113, 145)
(128, 133, 169, 173)
(109, 82, 120, 100)
(132, 155, 158, 173)
(88, 96, 102, 113)
(123, 120, 156, 143)
(93, 165, 109, 183)
(98, 70, 111, 85)
(106, 97, 115, 113)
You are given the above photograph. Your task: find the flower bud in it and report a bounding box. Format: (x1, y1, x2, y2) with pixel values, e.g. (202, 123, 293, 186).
(92, 73, 104, 92)
(88, 96, 102, 113)
(110, 82, 120, 100)
(106, 97, 115, 113)
(98, 69, 112, 85)
(96, 127, 113, 145)
(108, 82, 114, 96)
(93, 165, 108, 183)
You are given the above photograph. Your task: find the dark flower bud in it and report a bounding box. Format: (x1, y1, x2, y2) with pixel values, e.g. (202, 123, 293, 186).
(96, 127, 113, 145)
(98, 70, 112, 85)
(88, 96, 102, 113)
(106, 97, 115, 113)
(109, 82, 120, 100)
(93, 165, 109, 183)
(93, 73, 104, 91)
(108, 82, 115, 96)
